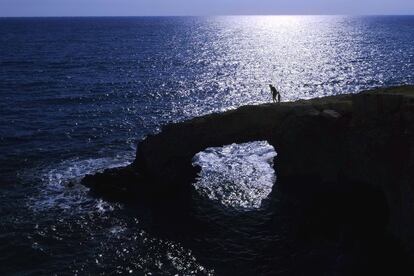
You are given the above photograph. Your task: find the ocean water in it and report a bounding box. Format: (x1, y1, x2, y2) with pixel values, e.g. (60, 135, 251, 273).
(193, 141, 277, 210)
(0, 16, 413, 274)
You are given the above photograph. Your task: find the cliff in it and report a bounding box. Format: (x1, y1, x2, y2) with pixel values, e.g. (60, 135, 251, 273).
(83, 86, 414, 261)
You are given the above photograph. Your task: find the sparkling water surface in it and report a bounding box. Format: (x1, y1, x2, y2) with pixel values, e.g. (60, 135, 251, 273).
(193, 141, 277, 210)
(0, 16, 413, 274)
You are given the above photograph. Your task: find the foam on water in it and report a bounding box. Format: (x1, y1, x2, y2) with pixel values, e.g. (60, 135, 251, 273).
(19, 155, 213, 275)
(27, 155, 133, 214)
(193, 141, 277, 210)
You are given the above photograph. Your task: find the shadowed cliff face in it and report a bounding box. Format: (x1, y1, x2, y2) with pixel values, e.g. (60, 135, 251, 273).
(83, 86, 414, 273)
(132, 94, 353, 199)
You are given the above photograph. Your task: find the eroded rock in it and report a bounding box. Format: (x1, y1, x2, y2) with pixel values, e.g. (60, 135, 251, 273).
(82, 85, 414, 257)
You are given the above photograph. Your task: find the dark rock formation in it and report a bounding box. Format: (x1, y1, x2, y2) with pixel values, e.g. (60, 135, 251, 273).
(83, 86, 414, 263)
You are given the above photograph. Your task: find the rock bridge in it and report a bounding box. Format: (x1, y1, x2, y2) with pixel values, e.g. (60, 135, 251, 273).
(83, 86, 414, 254)
(133, 94, 351, 198)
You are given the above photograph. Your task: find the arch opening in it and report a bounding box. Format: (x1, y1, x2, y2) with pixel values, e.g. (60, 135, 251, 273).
(192, 141, 277, 210)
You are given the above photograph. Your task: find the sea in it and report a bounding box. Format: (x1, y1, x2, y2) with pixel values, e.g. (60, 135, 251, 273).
(0, 16, 413, 275)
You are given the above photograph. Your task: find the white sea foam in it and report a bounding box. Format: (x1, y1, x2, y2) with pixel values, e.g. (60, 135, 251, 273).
(28, 154, 133, 214)
(192, 141, 277, 209)
(24, 154, 213, 275)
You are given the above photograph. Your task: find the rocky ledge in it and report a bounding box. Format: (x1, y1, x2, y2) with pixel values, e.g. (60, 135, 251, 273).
(83, 86, 414, 259)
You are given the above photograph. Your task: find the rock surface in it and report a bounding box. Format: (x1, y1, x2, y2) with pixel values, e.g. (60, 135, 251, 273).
(83, 86, 414, 259)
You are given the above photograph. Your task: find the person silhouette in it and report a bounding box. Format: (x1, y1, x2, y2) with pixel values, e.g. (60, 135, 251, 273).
(269, 84, 280, 103)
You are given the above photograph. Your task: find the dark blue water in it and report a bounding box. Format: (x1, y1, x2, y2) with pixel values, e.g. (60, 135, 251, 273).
(0, 16, 413, 274)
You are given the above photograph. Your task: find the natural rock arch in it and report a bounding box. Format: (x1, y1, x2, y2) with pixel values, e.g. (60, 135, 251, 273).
(133, 99, 350, 199)
(83, 86, 414, 253)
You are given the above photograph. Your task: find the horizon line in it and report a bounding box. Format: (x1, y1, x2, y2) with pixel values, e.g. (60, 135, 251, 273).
(1, 14, 414, 19)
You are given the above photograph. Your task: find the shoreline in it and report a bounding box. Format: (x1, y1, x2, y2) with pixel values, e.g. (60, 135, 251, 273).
(83, 85, 414, 273)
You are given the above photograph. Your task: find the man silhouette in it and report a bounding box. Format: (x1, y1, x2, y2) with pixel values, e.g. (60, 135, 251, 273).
(269, 84, 280, 103)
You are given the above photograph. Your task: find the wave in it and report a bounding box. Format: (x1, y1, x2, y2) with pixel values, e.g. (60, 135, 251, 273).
(27, 154, 134, 214)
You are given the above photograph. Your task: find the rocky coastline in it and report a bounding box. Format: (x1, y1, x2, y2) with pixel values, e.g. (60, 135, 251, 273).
(83, 86, 414, 274)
